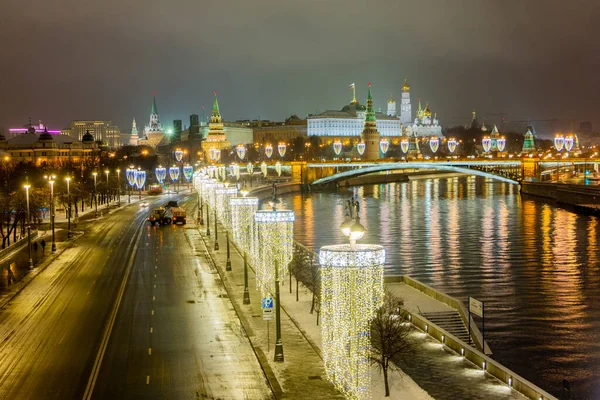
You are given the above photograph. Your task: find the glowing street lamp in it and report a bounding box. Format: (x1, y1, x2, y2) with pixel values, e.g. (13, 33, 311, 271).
(65, 177, 72, 239)
(92, 172, 98, 217)
(116, 169, 121, 206)
(24, 183, 33, 269)
(105, 169, 110, 211)
(319, 198, 384, 399)
(44, 174, 57, 252)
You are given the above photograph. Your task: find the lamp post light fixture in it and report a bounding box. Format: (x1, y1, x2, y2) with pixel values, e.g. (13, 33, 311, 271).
(44, 174, 57, 252)
(319, 197, 385, 399)
(65, 177, 72, 239)
(214, 207, 219, 251)
(92, 172, 98, 217)
(24, 183, 33, 269)
(225, 231, 232, 271)
(116, 169, 121, 206)
(105, 169, 110, 211)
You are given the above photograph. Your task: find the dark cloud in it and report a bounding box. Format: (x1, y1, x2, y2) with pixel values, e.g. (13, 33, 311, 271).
(1, 0, 598, 136)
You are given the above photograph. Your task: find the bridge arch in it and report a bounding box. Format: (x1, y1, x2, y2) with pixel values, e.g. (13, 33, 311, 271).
(310, 162, 520, 185)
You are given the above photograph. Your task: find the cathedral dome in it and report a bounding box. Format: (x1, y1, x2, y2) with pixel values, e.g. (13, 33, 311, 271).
(82, 130, 95, 144)
(423, 103, 432, 117)
(39, 127, 54, 141)
(402, 78, 410, 92)
(341, 102, 366, 115)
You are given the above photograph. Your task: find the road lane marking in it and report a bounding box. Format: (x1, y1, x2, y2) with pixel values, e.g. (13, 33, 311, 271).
(154, 284, 156, 288)
(150, 327, 153, 333)
(148, 348, 152, 355)
(152, 296, 155, 301)
(151, 310, 154, 315)
(83, 220, 145, 400)
(154, 274, 157, 278)
(146, 375, 150, 384)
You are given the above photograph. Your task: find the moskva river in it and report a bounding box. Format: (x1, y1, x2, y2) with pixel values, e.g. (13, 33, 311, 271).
(280, 175, 600, 399)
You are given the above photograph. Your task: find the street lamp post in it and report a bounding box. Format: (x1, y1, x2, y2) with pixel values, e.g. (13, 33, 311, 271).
(45, 175, 56, 253)
(93, 172, 98, 217)
(226, 231, 231, 271)
(116, 169, 121, 206)
(214, 208, 219, 251)
(24, 184, 33, 269)
(243, 251, 250, 304)
(206, 204, 211, 236)
(274, 259, 283, 362)
(105, 169, 110, 211)
(66, 177, 71, 239)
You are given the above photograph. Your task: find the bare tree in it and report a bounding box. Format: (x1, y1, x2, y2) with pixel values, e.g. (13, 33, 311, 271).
(371, 290, 414, 397)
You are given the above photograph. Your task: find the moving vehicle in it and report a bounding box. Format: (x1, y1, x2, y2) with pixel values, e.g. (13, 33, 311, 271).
(147, 207, 171, 226)
(171, 207, 187, 225)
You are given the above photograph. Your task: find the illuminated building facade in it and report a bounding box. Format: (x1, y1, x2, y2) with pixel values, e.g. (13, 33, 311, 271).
(140, 93, 165, 147)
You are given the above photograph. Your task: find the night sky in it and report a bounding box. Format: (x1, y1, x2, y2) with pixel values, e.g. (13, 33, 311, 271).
(1, 0, 599, 136)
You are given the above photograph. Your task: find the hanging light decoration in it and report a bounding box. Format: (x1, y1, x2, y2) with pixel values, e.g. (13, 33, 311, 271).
(356, 142, 366, 156)
(447, 138, 457, 153)
(215, 186, 238, 230)
(155, 166, 167, 184)
(134, 169, 146, 189)
(275, 162, 282, 177)
(319, 199, 384, 400)
(169, 166, 180, 182)
(265, 144, 273, 158)
(278, 142, 287, 158)
(219, 166, 227, 181)
(126, 167, 137, 187)
(253, 209, 295, 296)
(333, 140, 342, 156)
(379, 138, 389, 155)
(233, 164, 241, 180)
(400, 138, 409, 154)
(203, 181, 224, 210)
(236, 144, 247, 160)
(230, 195, 259, 251)
(554, 134, 565, 152)
(497, 137, 506, 152)
(565, 135, 574, 152)
(183, 165, 194, 182)
(482, 137, 492, 153)
(228, 164, 235, 177)
(261, 162, 268, 177)
(429, 137, 440, 153)
(174, 150, 184, 163)
(247, 163, 254, 176)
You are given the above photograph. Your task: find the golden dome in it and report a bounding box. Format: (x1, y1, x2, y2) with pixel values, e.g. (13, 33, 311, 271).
(423, 102, 432, 117)
(402, 78, 410, 92)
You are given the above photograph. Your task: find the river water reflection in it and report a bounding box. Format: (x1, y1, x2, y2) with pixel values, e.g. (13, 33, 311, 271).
(280, 176, 600, 399)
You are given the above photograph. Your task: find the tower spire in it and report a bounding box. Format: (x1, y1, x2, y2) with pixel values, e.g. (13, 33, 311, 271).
(360, 82, 380, 160)
(152, 92, 158, 115)
(212, 91, 222, 122)
(349, 83, 357, 104)
(365, 82, 375, 122)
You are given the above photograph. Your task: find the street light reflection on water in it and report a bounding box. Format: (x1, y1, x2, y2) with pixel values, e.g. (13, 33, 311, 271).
(281, 175, 600, 398)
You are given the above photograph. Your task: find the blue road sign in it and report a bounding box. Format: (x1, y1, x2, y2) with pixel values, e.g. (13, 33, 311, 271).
(262, 297, 273, 309)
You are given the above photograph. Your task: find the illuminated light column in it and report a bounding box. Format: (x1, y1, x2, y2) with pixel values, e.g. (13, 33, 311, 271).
(253, 192, 294, 362)
(215, 186, 238, 230)
(319, 200, 385, 400)
(230, 193, 258, 304)
(194, 172, 209, 225)
(204, 181, 224, 239)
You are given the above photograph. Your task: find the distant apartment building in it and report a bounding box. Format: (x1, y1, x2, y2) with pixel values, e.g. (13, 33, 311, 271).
(239, 115, 307, 144)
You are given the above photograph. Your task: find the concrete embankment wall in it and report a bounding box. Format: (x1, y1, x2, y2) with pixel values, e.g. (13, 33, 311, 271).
(249, 183, 304, 200)
(386, 275, 557, 400)
(521, 182, 600, 214)
(338, 171, 465, 187)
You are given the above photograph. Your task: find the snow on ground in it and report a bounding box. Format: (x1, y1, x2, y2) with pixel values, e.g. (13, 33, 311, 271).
(279, 280, 434, 400)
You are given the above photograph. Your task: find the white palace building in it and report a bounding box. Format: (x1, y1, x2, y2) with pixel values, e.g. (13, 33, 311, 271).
(307, 80, 443, 140)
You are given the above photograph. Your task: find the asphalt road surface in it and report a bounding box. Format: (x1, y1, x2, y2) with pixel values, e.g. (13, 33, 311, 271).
(91, 197, 273, 399)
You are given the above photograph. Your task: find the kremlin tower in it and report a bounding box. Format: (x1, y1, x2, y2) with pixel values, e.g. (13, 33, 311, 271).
(400, 78, 412, 125)
(522, 127, 536, 153)
(360, 83, 381, 160)
(201, 91, 230, 161)
(387, 95, 396, 117)
(140, 92, 165, 147)
(129, 118, 139, 146)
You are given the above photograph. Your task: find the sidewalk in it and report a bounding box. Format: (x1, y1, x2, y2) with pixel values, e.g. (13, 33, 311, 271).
(187, 217, 343, 399)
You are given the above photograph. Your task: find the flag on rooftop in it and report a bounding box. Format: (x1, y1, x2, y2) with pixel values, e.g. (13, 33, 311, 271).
(349, 83, 355, 89)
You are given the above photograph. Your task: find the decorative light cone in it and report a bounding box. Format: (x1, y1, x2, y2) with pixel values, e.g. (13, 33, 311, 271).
(126, 168, 136, 187)
(319, 244, 385, 400)
(275, 162, 282, 177)
(565, 135, 574, 152)
(236, 145, 247, 160)
(333, 140, 343, 156)
(234, 164, 241, 180)
(183, 165, 194, 182)
(247, 163, 254, 176)
(429, 137, 440, 153)
(278, 143, 287, 158)
(400, 139, 409, 153)
(169, 166, 180, 182)
(447, 138, 457, 153)
(482, 137, 492, 153)
(134, 170, 146, 189)
(174, 150, 184, 162)
(357, 142, 366, 156)
(219, 166, 227, 181)
(228, 164, 235, 177)
(265, 144, 273, 158)
(379, 138, 389, 155)
(261, 162, 268, 177)
(215, 187, 238, 230)
(210, 148, 221, 162)
(497, 137, 506, 152)
(230, 196, 259, 252)
(253, 210, 295, 296)
(555, 135, 565, 152)
(155, 166, 167, 184)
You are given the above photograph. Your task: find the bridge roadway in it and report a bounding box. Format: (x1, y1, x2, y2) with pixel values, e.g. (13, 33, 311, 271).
(0, 193, 272, 399)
